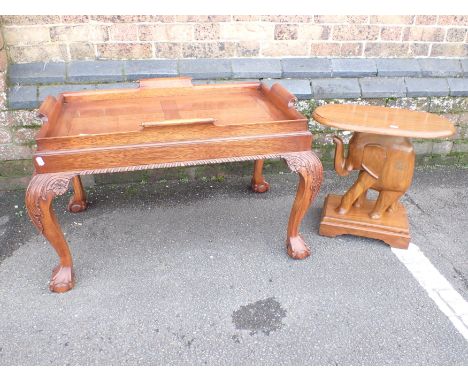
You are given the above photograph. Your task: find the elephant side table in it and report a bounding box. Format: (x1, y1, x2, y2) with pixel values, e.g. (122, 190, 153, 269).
(313, 104, 455, 249)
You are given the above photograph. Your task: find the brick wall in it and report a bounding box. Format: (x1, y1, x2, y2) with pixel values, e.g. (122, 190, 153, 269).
(1, 15, 467, 62)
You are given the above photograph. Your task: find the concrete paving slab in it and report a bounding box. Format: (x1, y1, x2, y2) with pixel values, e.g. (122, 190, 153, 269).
(0, 168, 467, 365)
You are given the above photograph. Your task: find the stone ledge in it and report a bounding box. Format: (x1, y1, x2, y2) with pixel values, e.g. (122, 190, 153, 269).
(7, 58, 468, 86)
(7, 77, 468, 109)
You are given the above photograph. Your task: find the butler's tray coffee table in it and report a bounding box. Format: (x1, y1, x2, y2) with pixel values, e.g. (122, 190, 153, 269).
(26, 77, 323, 293)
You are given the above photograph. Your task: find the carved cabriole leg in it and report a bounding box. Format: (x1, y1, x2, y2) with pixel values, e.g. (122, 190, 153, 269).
(251, 160, 270, 193)
(283, 151, 323, 259)
(68, 175, 88, 213)
(25, 173, 76, 293)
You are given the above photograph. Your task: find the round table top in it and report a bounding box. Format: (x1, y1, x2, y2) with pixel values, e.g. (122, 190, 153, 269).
(312, 104, 455, 138)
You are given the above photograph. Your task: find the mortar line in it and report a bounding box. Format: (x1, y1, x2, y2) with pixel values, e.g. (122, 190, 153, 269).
(391, 243, 468, 341)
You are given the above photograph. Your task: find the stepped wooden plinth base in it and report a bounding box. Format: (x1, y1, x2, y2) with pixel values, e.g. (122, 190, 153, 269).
(319, 194, 410, 249)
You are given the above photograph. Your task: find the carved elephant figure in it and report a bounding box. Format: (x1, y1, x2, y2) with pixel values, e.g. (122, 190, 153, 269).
(333, 132, 415, 219)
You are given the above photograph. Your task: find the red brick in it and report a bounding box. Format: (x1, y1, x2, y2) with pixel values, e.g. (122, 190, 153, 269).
(60, 15, 90, 23)
(181, 42, 236, 58)
(430, 43, 467, 57)
(261, 41, 307, 56)
(139, 24, 193, 42)
(364, 42, 410, 57)
(341, 43, 363, 56)
(8, 44, 68, 63)
(333, 25, 380, 41)
(154, 43, 182, 59)
(261, 15, 313, 23)
(314, 15, 347, 23)
(408, 43, 430, 56)
(175, 15, 230, 22)
(97, 43, 152, 59)
(194, 23, 220, 40)
(0, 15, 60, 25)
(109, 24, 138, 41)
(236, 41, 260, 57)
(380, 26, 403, 41)
(370, 16, 415, 24)
(403, 27, 445, 42)
(90, 15, 176, 23)
(232, 16, 260, 22)
(274, 24, 298, 40)
(69, 43, 96, 60)
(310, 42, 341, 56)
(346, 16, 369, 24)
(415, 15, 437, 25)
(446, 28, 467, 42)
(438, 16, 468, 25)
(297, 25, 330, 40)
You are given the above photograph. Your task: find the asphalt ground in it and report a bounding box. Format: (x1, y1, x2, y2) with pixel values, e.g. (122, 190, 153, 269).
(0, 166, 467, 365)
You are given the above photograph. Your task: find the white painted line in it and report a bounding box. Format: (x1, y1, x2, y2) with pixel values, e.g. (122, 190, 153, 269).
(391, 243, 468, 341)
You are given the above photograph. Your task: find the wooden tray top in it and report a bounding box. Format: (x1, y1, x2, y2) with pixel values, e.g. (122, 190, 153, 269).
(33, 77, 312, 174)
(312, 104, 455, 138)
(36, 77, 307, 151)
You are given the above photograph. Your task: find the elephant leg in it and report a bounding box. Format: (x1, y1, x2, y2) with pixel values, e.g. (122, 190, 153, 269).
(353, 189, 367, 208)
(353, 173, 368, 208)
(251, 160, 270, 193)
(25, 173, 76, 293)
(370, 191, 403, 219)
(337, 172, 376, 215)
(387, 198, 401, 213)
(68, 175, 88, 213)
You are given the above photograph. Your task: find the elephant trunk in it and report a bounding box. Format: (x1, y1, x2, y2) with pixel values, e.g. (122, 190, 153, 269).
(333, 136, 350, 176)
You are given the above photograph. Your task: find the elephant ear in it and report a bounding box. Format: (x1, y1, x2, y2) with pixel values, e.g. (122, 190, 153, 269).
(361, 144, 386, 179)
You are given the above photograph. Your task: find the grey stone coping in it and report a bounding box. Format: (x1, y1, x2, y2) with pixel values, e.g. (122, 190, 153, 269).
(376, 59, 421, 77)
(8, 62, 66, 85)
(6, 76, 468, 110)
(7, 58, 468, 87)
(359, 78, 406, 98)
(446, 78, 468, 97)
(8, 86, 37, 109)
(405, 78, 450, 97)
(281, 58, 331, 78)
(38, 84, 99, 101)
(461, 59, 468, 75)
(231, 59, 282, 79)
(311, 78, 361, 99)
(418, 58, 463, 78)
(68, 60, 124, 83)
(178, 59, 232, 80)
(331, 58, 377, 78)
(124, 60, 178, 81)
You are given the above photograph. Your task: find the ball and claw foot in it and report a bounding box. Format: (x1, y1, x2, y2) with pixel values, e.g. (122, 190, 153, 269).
(251, 179, 270, 193)
(67, 198, 87, 213)
(49, 265, 75, 293)
(286, 236, 311, 259)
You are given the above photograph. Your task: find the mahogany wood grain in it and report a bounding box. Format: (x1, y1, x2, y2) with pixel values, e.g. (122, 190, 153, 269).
(313, 104, 456, 138)
(251, 160, 270, 193)
(315, 104, 455, 249)
(26, 77, 323, 292)
(320, 194, 410, 249)
(68, 175, 87, 213)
